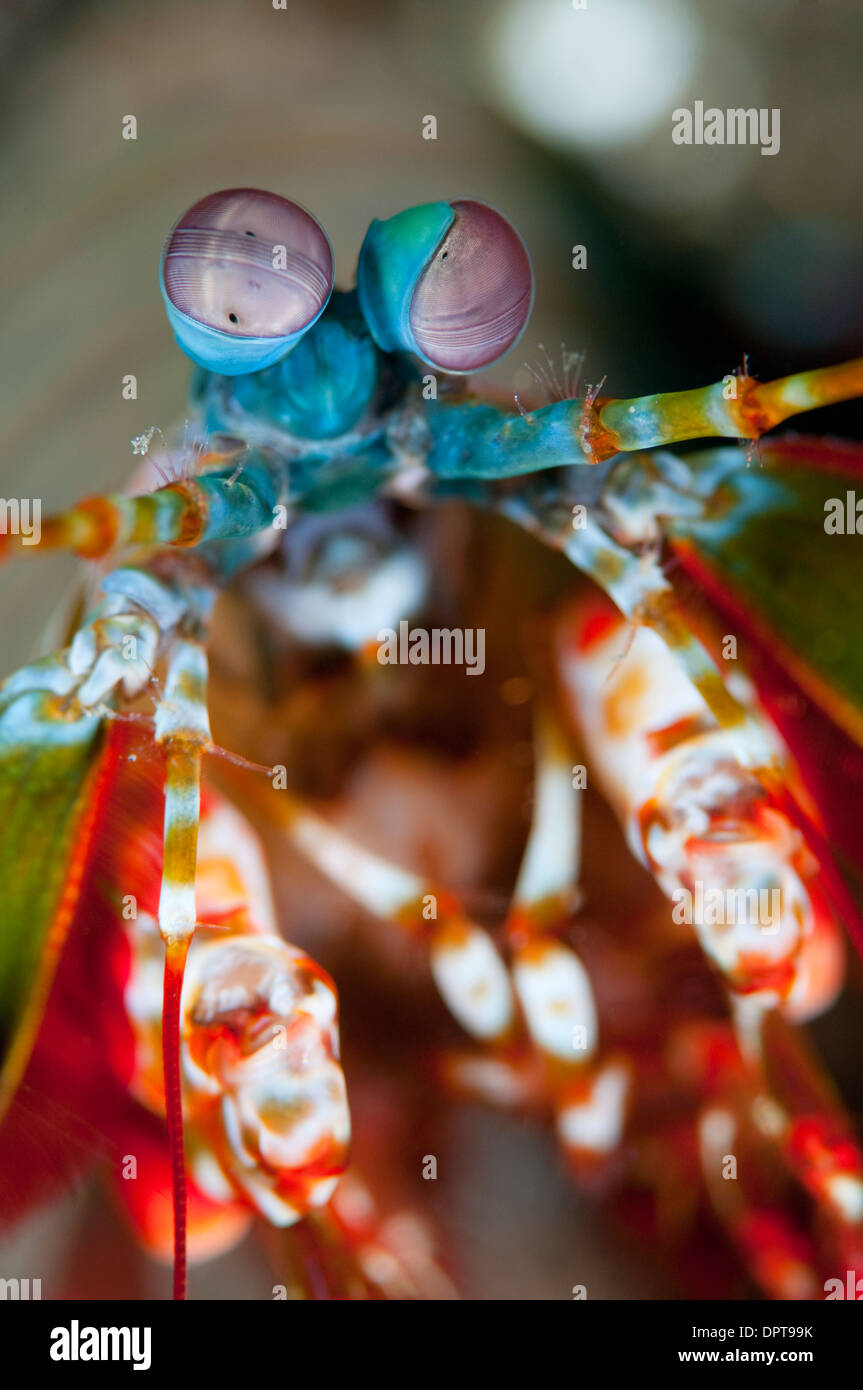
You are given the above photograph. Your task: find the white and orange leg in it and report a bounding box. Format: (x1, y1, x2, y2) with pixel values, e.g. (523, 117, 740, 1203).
(557, 596, 845, 1029)
(236, 710, 631, 1173)
(558, 596, 863, 1277)
(236, 772, 519, 1049)
(116, 783, 351, 1275)
(502, 499, 778, 776)
(502, 710, 631, 1169)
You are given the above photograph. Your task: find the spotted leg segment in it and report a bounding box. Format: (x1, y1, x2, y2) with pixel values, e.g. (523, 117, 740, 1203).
(117, 784, 351, 1277)
(501, 709, 630, 1168)
(557, 597, 863, 1268)
(500, 495, 778, 778)
(557, 596, 846, 1027)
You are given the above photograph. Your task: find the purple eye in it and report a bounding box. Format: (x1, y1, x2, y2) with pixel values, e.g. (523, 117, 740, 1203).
(408, 200, 534, 372)
(161, 189, 333, 371)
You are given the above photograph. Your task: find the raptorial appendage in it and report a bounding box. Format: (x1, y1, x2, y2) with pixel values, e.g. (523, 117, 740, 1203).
(559, 598, 845, 1025)
(117, 789, 350, 1252)
(557, 596, 863, 1290)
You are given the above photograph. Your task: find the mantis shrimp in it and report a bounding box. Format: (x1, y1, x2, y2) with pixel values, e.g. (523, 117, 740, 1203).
(1, 187, 863, 1300)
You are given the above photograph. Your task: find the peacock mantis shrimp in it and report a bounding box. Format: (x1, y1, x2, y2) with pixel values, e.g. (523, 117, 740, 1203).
(1, 187, 863, 1300)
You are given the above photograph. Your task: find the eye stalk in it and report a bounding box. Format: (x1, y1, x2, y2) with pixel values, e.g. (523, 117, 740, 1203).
(160, 189, 334, 375)
(358, 198, 534, 373)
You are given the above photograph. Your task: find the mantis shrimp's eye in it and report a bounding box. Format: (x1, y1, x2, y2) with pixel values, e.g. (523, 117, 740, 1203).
(160, 188, 334, 376)
(357, 198, 534, 373)
(411, 200, 534, 372)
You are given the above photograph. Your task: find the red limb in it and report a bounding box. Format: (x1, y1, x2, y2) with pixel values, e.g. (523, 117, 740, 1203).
(162, 935, 191, 1301)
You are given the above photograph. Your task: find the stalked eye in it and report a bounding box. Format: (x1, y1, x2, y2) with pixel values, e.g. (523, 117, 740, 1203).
(357, 198, 534, 374)
(160, 189, 334, 375)
(410, 201, 533, 372)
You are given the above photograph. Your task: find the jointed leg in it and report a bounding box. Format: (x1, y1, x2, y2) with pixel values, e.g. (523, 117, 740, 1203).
(500, 496, 778, 775)
(116, 781, 353, 1286)
(233, 769, 518, 1045)
(229, 709, 630, 1166)
(506, 709, 581, 941)
(153, 636, 212, 1301)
